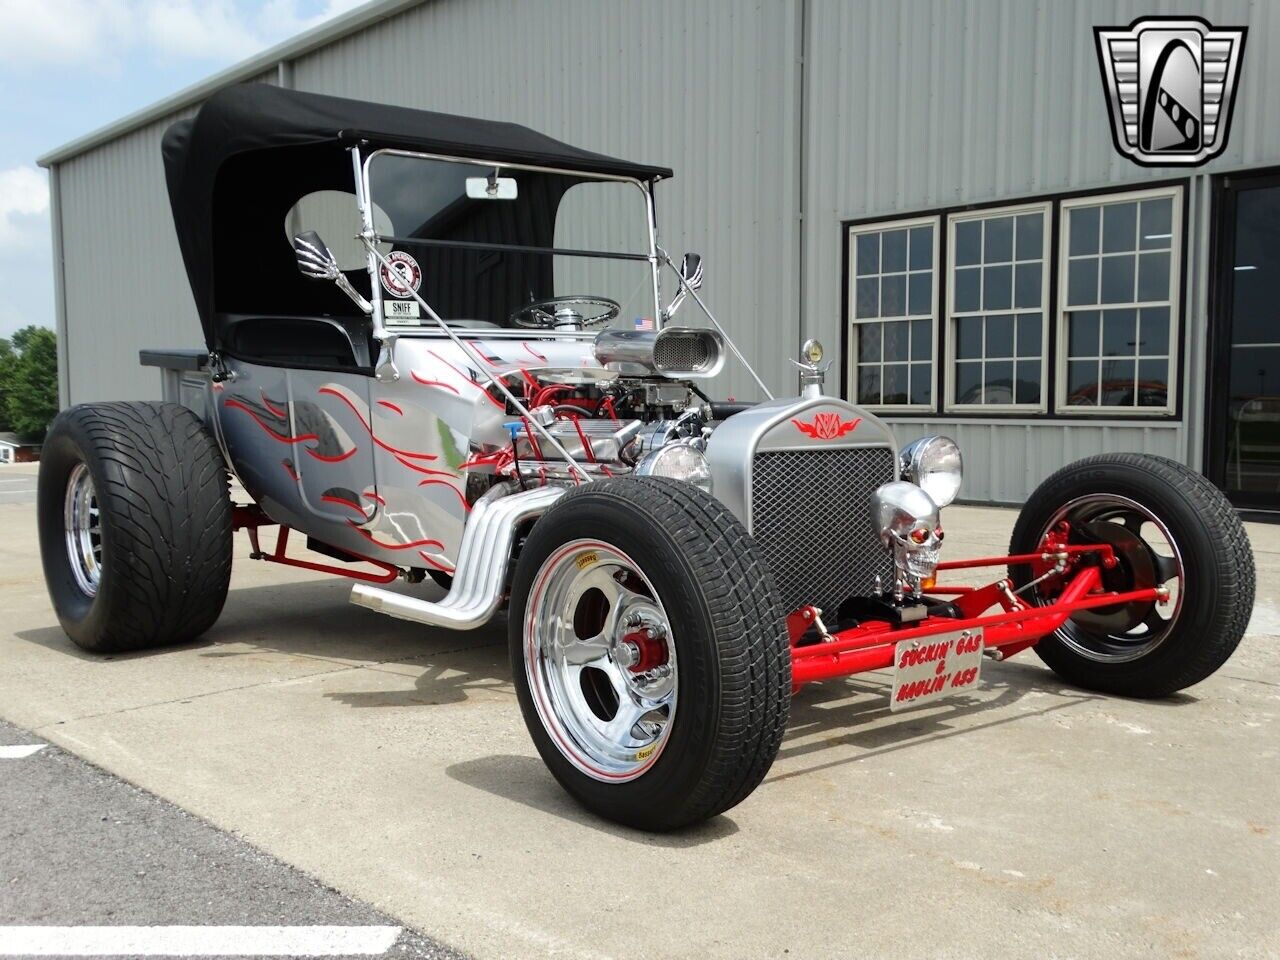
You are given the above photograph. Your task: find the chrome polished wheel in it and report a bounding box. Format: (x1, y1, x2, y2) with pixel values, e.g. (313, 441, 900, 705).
(1036, 493, 1185, 664)
(63, 462, 103, 598)
(523, 539, 677, 782)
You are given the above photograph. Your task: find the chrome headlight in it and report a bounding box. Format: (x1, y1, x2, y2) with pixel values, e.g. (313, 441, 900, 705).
(635, 442, 713, 494)
(899, 436, 963, 508)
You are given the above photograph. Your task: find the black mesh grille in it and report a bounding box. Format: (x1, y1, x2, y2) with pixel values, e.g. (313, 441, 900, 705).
(750, 446, 896, 615)
(654, 333, 711, 371)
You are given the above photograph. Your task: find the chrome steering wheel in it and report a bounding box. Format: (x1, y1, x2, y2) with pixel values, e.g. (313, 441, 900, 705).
(509, 296, 620, 329)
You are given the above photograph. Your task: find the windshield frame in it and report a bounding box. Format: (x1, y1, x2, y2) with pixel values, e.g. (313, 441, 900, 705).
(357, 146, 662, 340)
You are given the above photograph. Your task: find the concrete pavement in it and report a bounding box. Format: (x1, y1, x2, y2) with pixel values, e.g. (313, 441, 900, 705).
(0, 494, 1276, 959)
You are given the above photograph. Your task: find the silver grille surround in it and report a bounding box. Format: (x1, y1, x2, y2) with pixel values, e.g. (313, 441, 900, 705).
(750, 446, 896, 617)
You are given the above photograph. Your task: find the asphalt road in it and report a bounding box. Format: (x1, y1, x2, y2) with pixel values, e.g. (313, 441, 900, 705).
(0, 717, 463, 959)
(0, 469, 36, 504)
(1, 492, 1277, 959)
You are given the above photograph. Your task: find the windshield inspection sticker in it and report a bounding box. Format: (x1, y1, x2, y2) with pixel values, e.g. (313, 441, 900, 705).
(380, 251, 422, 298)
(383, 301, 421, 325)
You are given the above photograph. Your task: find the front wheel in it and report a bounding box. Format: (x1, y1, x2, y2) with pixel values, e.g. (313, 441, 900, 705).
(509, 478, 791, 831)
(1009, 454, 1254, 697)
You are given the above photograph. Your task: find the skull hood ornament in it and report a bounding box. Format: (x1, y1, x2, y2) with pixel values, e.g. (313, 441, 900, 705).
(870, 481, 945, 597)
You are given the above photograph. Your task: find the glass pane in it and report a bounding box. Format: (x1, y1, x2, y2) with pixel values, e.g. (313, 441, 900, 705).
(1100, 254, 1136, 304)
(857, 322, 882, 362)
(909, 226, 932, 270)
(910, 319, 931, 360)
(1066, 360, 1099, 405)
(984, 216, 1014, 263)
(1140, 197, 1173, 249)
(954, 220, 982, 266)
(856, 277, 879, 318)
(984, 360, 1014, 404)
(1015, 360, 1041, 405)
(1137, 251, 1170, 302)
(1101, 359, 1137, 405)
(882, 229, 908, 272)
(856, 232, 879, 275)
(1137, 359, 1169, 407)
(1015, 213, 1043, 261)
(1102, 201, 1138, 253)
(954, 267, 981, 312)
(1138, 307, 1170, 355)
(882, 363, 909, 404)
(956, 316, 982, 359)
(1069, 206, 1100, 256)
(909, 364, 932, 404)
(1101, 308, 1137, 356)
(908, 272, 932, 315)
(882, 321, 909, 361)
(856, 366, 881, 405)
(1069, 311, 1101, 358)
(881, 273, 907, 317)
(1068, 258, 1099, 305)
(954, 361, 982, 404)
(1016, 313, 1042, 358)
(1014, 262, 1041, 309)
(986, 314, 1014, 357)
(983, 264, 1012, 310)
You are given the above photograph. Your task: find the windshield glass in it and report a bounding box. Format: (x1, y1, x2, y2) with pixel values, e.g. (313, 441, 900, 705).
(365, 152, 654, 330)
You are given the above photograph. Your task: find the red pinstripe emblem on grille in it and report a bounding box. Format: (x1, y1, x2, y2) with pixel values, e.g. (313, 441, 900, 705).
(791, 413, 861, 440)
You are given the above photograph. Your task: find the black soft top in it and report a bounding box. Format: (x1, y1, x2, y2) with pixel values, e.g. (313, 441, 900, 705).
(162, 84, 671, 347)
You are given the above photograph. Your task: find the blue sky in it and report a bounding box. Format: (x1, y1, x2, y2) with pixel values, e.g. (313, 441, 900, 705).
(0, 0, 365, 340)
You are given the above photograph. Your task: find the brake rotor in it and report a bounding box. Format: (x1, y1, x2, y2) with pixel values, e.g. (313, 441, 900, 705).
(1068, 520, 1157, 634)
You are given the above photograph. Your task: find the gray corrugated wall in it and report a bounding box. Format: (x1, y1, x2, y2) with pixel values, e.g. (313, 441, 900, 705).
(54, 70, 279, 405)
(801, 0, 1280, 501)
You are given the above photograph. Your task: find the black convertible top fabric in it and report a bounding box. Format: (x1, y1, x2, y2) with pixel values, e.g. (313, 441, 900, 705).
(162, 84, 671, 346)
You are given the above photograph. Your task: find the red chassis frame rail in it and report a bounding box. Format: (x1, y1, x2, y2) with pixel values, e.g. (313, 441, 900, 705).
(232, 505, 400, 584)
(786, 540, 1168, 691)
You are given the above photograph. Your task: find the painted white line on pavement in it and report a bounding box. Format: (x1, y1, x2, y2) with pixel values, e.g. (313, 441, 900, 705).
(0, 744, 45, 759)
(0, 926, 403, 956)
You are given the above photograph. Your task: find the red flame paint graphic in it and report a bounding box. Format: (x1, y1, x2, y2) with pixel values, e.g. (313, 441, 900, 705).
(791, 413, 862, 440)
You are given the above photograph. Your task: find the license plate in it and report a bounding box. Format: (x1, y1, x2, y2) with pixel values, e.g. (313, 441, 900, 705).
(889, 629, 983, 712)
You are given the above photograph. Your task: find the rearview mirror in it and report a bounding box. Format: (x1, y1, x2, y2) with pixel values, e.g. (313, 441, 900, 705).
(681, 252, 703, 291)
(465, 175, 518, 200)
(293, 231, 340, 280)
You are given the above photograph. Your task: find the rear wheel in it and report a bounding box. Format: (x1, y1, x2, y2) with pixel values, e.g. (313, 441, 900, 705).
(509, 477, 791, 831)
(1009, 454, 1253, 696)
(38, 402, 233, 653)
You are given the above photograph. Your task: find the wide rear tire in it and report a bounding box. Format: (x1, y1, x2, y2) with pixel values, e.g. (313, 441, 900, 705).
(38, 401, 232, 653)
(509, 477, 791, 831)
(1009, 454, 1253, 697)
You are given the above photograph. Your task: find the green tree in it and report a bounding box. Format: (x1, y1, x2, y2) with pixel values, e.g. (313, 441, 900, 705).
(2, 326, 58, 441)
(0, 337, 13, 433)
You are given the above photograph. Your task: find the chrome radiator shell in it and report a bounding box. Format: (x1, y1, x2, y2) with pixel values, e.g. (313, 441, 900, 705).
(706, 396, 898, 615)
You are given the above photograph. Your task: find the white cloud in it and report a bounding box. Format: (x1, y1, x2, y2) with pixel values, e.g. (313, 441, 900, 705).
(0, 0, 369, 69)
(0, 166, 49, 254)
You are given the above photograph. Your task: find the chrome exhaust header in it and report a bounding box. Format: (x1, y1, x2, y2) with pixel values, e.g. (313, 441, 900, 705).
(350, 485, 564, 630)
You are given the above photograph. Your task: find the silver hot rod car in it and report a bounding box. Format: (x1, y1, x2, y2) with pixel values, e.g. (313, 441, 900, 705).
(39, 86, 1254, 830)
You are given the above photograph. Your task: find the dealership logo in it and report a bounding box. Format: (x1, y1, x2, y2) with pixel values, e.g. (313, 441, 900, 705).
(1095, 16, 1246, 167)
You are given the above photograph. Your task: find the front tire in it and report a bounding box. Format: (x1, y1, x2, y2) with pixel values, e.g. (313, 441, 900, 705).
(1010, 454, 1253, 697)
(38, 402, 233, 653)
(509, 477, 791, 831)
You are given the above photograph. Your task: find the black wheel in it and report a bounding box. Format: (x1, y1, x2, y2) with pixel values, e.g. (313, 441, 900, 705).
(509, 477, 791, 831)
(1009, 454, 1253, 697)
(38, 401, 233, 653)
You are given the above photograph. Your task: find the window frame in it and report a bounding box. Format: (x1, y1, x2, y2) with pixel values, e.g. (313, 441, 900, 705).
(943, 201, 1053, 414)
(845, 215, 940, 414)
(1055, 185, 1183, 417)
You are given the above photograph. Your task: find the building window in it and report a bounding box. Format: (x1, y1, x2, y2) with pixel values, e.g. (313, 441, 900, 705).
(1058, 188, 1180, 413)
(847, 217, 937, 409)
(945, 203, 1050, 411)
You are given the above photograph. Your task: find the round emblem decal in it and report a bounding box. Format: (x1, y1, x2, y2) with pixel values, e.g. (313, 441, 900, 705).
(379, 251, 421, 298)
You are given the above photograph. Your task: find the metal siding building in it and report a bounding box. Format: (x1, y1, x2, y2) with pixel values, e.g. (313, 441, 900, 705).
(38, 0, 1280, 507)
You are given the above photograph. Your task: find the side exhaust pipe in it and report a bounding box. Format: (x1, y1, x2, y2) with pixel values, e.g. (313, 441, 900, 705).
(350, 485, 564, 630)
